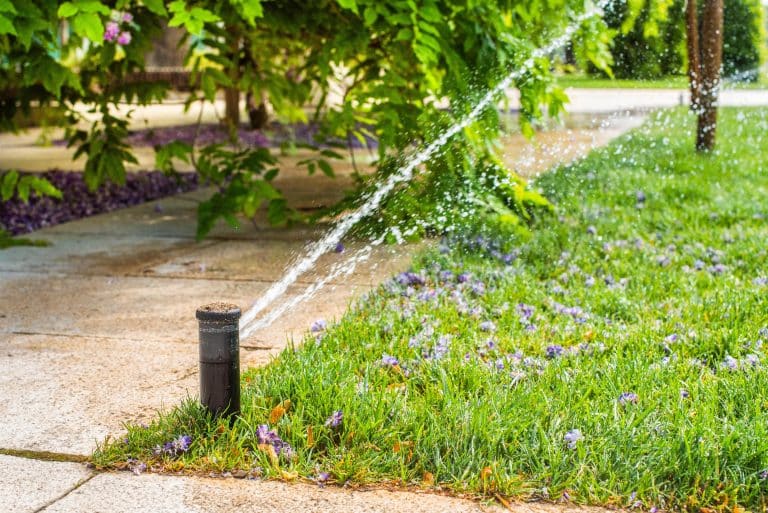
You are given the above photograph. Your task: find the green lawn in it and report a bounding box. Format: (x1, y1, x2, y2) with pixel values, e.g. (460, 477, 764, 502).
(556, 74, 768, 90)
(95, 107, 768, 511)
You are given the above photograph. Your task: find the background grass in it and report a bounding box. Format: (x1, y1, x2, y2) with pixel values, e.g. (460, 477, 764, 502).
(555, 74, 768, 90)
(95, 107, 768, 511)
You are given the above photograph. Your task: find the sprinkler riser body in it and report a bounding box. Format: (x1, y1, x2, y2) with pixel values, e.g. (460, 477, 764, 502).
(197, 304, 241, 419)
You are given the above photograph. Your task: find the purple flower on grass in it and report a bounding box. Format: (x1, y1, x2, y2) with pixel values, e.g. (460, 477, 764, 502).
(256, 424, 293, 457)
(586, 225, 597, 236)
(546, 345, 564, 359)
(315, 471, 330, 486)
(501, 252, 517, 264)
(618, 392, 639, 406)
(310, 319, 327, 333)
(721, 355, 739, 371)
(334, 242, 345, 253)
(417, 289, 437, 302)
(104, 21, 120, 42)
(156, 434, 192, 458)
(517, 303, 534, 320)
(117, 31, 132, 45)
(381, 354, 399, 366)
(754, 277, 768, 286)
(439, 270, 454, 282)
(479, 320, 496, 332)
(680, 389, 690, 399)
(709, 263, 727, 275)
(395, 272, 425, 287)
(564, 429, 582, 449)
(636, 190, 646, 203)
(127, 459, 147, 475)
(457, 272, 471, 283)
(431, 335, 451, 360)
(665, 333, 679, 344)
(325, 410, 343, 428)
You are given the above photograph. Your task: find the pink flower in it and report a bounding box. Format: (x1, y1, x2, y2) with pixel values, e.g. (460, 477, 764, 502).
(122, 12, 134, 23)
(104, 22, 120, 42)
(117, 31, 132, 45)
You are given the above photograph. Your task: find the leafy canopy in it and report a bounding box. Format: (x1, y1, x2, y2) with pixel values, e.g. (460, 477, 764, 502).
(1, 0, 617, 239)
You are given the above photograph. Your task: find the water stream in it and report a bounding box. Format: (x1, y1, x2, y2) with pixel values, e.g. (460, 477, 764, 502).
(238, 0, 618, 340)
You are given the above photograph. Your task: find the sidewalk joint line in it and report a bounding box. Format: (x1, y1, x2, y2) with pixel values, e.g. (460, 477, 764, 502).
(7, 329, 181, 344)
(34, 472, 97, 513)
(0, 447, 89, 464)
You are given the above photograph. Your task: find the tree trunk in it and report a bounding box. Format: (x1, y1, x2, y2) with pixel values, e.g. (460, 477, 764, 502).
(685, 0, 701, 112)
(224, 32, 241, 130)
(696, 0, 724, 152)
(247, 92, 269, 130)
(225, 88, 240, 128)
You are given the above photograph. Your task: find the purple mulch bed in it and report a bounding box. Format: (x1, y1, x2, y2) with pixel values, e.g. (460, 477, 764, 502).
(54, 122, 377, 150)
(0, 170, 198, 236)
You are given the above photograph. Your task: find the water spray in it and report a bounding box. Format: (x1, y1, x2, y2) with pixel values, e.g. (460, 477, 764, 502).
(236, 0, 613, 340)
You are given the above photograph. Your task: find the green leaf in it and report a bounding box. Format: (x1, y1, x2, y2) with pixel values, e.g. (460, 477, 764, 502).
(169, 4, 218, 34)
(28, 177, 62, 199)
(155, 140, 192, 172)
(168, 0, 185, 14)
(222, 212, 239, 229)
(267, 199, 288, 226)
(72, 12, 103, 42)
(142, 0, 167, 16)
(336, 0, 357, 13)
(395, 28, 413, 41)
(189, 6, 219, 22)
(252, 180, 282, 200)
(1, 170, 19, 201)
(57, 2, 78, 17)
(317, 159, 335, 178)
(14, 16, 50, 50)
(231, 0, 262, 23)
(363, 7, 377, 26)
(0, 228, 50, 249)
(16, 175, 31, 202)
(319, 149, 343, 159)
(0, 0, 16, 14)
(26, 56, 70, 97)
(0, 14, 16, 35)
(420, 4, 441, 23)
(74, 0, 110, 15)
